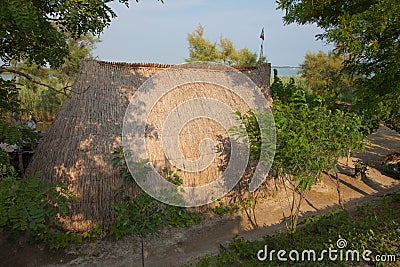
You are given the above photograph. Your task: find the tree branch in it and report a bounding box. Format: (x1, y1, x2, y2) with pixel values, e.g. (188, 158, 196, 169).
(0, 67, 86, 95)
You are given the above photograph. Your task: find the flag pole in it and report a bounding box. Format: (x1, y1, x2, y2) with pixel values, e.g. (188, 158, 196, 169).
(259, 28, 264, 62)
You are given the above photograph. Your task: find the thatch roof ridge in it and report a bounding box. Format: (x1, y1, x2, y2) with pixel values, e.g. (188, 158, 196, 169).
(94, 60, 172, 69)
(89, 59, 267, 71)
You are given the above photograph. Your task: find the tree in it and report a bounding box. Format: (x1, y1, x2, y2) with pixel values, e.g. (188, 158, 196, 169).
(0, 0, 164, 126)
(0, 0, 125, 121)
(186, 25, 221, 63)
(241, 72, 366, 233)
(0, 0, 133, 68)
(17, 34, 100, 122)
(186, 25, 262, 67)
(236, 48, 258, 67)
(51, 33, 101, 88)
(111, 147, 200, 267)
(0, 0, 163, 114)
(219, 37, 237, 65)
(277, 0, 400, 124)
(299, 51, 356, 105)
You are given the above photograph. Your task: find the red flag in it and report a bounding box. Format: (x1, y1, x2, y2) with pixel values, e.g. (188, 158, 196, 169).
(260, 28, 264, 40)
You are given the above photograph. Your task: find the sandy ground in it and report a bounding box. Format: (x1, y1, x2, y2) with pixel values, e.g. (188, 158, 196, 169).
(1, 125, 399, 267)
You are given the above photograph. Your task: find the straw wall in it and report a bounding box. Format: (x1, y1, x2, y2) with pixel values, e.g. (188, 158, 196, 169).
(26, 60, 271, 231)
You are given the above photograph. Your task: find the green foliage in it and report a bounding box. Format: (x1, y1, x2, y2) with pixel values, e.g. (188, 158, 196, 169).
(40, 223, 102, 249)
(271, 72, 366, 175)
(1, 0, 66, 68)
(83, 224, 104, 239)
(1, 0, 158, 126)
(162, 167, 184, 186)
(0, 79, 19, 119)
(46, 230, 83, 250)
(110, 193, 163, 240)
(299, 51, 357, 106)
(354, 159, 369, 179)
(219, 37, 237, 65)
(0, 173, 74, 243)
(0, 0, 167, 250)
(0, 120, 39, 171)
(111, 193, 201, 240)
(277, 0, 400, 127)
(19, 86, 66, 123)
(211, 200, 240, 216)
(111, 147, 201, 240)
(0, 120, 39, 149)
(277, 0, 400, 77)
(0, 170, 97, 250)
(187, 192, 400, 266)
(163, 205, 201, 228)
(236, 48, 258, 67)
(236, 73, 367, 233)
(272, 74, 306, 89)
(186, 25, 262, 67)
(385, 113, 400, 133)
(0, 0, 130, 68)
(111, 153, 201, 267)
(58, 34, 101, 82)
(112, 146, 134, 182)
(233, 110, 261, 161)
(14, 34, 99, 123)
(186, 25, 221, 63)
(274, 73, 366, 229)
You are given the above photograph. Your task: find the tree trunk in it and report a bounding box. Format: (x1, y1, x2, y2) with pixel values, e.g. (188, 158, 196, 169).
(141, 235, 145, 267)
(18, 150, 24, 177)
(335, 172, 345, 209)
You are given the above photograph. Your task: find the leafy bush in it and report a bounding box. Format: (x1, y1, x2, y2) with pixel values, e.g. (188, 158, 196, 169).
(0, 120, 40, 174)
(111, 146, 202, 266)
(234, 71, 368, 233)
(110, 185, 201, 240)
(0, 120, 39, 149)
(0, 79, 19, 119)
(164, 205, 201, 228)
(111, 146, 201, 235)
(211, 200, 240, 216)
(110, 193, 163, 240)
(0, 172, 74, 245)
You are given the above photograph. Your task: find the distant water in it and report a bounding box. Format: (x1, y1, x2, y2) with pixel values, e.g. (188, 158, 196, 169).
(0, 74, 13, 79)
(271, 66, 300, 76)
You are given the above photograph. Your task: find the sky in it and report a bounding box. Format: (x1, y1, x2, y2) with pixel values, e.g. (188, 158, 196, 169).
(94, 0, 334, 67)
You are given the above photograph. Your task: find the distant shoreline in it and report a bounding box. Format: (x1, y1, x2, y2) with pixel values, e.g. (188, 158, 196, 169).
(271, 66, 300, 76)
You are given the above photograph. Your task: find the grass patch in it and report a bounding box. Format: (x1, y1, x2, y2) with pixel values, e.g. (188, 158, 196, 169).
(185, 192, 400, 266)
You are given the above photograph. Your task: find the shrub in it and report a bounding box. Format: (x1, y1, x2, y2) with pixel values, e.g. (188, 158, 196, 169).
(0, 172, 74, 245)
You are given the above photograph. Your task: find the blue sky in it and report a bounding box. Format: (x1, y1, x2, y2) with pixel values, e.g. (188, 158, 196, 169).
(94, 0, 334, 67)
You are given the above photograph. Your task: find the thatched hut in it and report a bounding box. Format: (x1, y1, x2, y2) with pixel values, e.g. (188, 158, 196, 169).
(27, 60, 271, 231)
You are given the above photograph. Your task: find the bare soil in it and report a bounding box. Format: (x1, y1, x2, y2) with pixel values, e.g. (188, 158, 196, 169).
(1, 125, 399, 267)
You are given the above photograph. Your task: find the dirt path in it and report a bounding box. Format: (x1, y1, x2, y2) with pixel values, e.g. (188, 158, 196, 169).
(1, 125, 400, 267)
